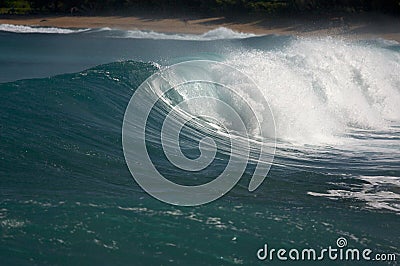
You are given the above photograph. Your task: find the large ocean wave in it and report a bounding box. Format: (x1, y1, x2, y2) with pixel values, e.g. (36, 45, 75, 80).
(1, 51, 399, 211)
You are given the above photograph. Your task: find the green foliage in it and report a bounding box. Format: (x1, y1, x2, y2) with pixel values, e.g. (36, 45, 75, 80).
(0, 0, 31, 14)
(246, 1, 289, 13)
(1, 0, 399, 14)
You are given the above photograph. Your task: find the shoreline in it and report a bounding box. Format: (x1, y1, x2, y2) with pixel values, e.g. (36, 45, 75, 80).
(0, 13, 400, 42)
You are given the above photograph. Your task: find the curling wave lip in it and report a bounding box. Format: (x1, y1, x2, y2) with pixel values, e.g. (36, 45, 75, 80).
(122, 60, 276, 206)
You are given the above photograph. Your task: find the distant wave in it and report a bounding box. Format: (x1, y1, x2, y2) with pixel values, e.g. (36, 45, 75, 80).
(0, 24, 258, 39)
(100, 27, 258, 40)
(0, 24, 90, 34)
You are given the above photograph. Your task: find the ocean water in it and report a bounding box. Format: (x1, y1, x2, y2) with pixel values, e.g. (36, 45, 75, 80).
(0, 24, 399, 265)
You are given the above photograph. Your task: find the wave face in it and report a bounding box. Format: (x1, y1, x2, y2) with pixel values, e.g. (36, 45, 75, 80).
(0, 30, 399, 265)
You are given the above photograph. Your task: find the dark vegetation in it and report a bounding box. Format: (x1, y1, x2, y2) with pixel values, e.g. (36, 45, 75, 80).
(1, 0, 399, 15)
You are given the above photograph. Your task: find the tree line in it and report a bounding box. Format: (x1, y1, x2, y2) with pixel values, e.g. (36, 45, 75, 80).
(1, 0, 400, 15)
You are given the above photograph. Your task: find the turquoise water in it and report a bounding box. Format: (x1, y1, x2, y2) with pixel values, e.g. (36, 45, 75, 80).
(0, 26, 399, 265)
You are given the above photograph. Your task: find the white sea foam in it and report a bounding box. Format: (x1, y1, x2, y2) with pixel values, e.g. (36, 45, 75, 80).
(0, 24, 90, 34)
(225, 37, 400, 145)
(308, 176, 400, 213)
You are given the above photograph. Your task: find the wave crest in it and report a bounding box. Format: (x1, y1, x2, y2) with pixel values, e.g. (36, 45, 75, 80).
(226, 37, 400, 144)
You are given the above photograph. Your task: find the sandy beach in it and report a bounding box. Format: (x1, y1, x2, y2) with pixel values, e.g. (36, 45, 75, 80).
(1, 12, 400, 41)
